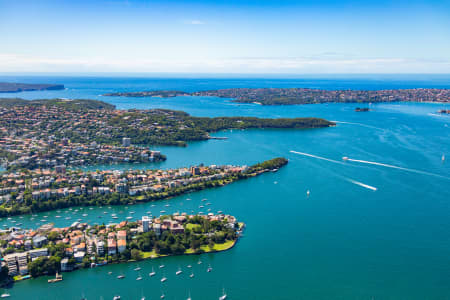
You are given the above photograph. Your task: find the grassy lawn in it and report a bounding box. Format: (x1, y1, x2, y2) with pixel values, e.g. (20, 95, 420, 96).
(185, 223, 201, 231)
(142, 240, 236, 258)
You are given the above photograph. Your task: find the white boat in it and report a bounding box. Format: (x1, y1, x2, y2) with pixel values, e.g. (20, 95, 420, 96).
(442, 155, 446, 162)
(117, 274, 125, 279)
(160, 294, 165, 299)
(187, 291, 192, 300)
(207, 265, 212, 272)
(136, 275, 143, 281)
(189, 273, 194, 278)
(149, 267, 156, 277)
(342, 156, 349, 161)
(187, 265, 192, 268)
(161, 277, 167, 283)
(197, 260, 202, 265)
(113, 296, 121, 300)
(219, 288, 227, 300)
(176, 268, 182, 275)
(0, 293, 10, 298)
(126, 217, 133, 220)
(82, 214, 88, 217)
(134, 266, 141, 271)
(159, 264, 165, 268)
(306, 190, 310, 197)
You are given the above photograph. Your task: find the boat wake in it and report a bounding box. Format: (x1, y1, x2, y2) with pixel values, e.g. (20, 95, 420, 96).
(289, 150, 345, 165)
(346, 158, 450, 181)
(346, 179, 377, 191)
(330, 121, 385, 131)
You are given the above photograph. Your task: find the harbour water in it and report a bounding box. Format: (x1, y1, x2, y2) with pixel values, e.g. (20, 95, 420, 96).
(0, 76, 449, 299)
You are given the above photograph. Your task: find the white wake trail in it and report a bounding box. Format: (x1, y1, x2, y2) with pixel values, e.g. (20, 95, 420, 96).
(347, 179, 377, 191)
(289, 150, 345, 165)
(346, 158, 450, 180)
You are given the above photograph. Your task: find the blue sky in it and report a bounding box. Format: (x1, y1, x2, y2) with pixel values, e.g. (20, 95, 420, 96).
(0, 0, 449, 73)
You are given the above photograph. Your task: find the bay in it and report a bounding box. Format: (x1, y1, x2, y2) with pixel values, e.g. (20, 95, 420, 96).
(0, 76, 449, 299)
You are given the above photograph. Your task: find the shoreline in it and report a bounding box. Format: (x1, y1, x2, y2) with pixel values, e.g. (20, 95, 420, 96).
(11, 223, 245, 285)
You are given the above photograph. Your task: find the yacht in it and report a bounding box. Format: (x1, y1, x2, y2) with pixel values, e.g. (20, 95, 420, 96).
(187, 265, 192, 268)
(134, 266, 141, 271)
(159, 264, 165, 268)
(149, 267, 156, 277)
(117, 274, 125, 279)
(136, 275, 143, 281)
(113, 296, 121, 300)
(160, 293, 165, 299)
(0, 293, 10, 298)
(161, 277, 167, 283)
(176, 268, 183, 275)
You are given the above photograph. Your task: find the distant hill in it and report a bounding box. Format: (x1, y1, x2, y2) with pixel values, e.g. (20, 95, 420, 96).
(0, 98, 116, 110)
(0, 82, 65, 93)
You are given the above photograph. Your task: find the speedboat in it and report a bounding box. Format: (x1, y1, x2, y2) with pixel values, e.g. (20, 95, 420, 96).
(219, 289, 227, 300)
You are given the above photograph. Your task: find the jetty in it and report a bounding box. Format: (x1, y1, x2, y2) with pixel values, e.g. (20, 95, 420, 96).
(48, 273, 63, 283)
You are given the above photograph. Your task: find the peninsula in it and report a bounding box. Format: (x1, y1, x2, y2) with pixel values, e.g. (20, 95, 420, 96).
(0, 98, 332, 170)
(0, 83, 64, 93)
(0, 157, 288, 217)
(104, 88, 450, 105)
(1, 212, 243, 282)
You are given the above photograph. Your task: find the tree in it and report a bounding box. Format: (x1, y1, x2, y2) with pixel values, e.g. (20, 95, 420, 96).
(130, 249, 143, 261)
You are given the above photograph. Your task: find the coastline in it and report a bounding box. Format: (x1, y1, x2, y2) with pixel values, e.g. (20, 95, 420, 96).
(11, 223, 245, 284)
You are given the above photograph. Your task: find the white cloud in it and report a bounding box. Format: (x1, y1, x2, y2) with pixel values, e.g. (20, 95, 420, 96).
(0, 53, 449, 74)
(185, 20, 205, 25)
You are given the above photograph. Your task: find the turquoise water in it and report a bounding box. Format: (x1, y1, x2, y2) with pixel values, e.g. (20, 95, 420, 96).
(0, 76, 450, 299)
